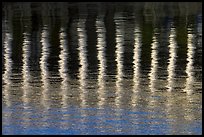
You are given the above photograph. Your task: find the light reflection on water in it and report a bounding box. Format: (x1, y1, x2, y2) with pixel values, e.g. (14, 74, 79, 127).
(184, 27, 196, 95)
(40, 25, 51, 110)
(58, 27, 69, 109)
(149, 28, 159, 92)
(167, 24, 177, 92)
(2, 2, 202, 135)
(96, 10, 106, 108)
(114, 12, 125, 109)
(77, 17, 88, 108)
(2, 20, 13, 107)
(22, 31, 31, 105)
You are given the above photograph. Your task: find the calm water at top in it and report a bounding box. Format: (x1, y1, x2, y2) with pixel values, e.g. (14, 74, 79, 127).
(2, 2, 202, 135)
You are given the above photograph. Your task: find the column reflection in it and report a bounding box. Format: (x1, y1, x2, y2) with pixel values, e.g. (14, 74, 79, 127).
(77, 5, 88, 134)
(58, 27, 69, 108)
(58, 27, 71, 130)
(96, 13, 107, 108)
(132, 25, 142, 107)
(40, 25, 51, 110)
(148, 28, 160, 121)
(114, 12, 125, 108)
(167, 25, 177, 92)
(22, 32, 31, 105)
(2, 22, 13, 107)
(77, 18, 88, 108)
(39, 25, 51, 130)
(184, 28, 196, 95)
(149, 29, 159, 92)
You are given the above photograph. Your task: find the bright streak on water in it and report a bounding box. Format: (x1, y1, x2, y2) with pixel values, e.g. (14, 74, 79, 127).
(114, 12, 125, 109)
(184, 28, 196, 95)
(167, 24, 177, 92)
(132, 23, 142, 107)
(22, 32, 31, 105)
(77, 18, 88, 108)
(2, 21, 13, 107)
(58, 27, 69, 108)
(40, 25, 51, 110)
(149, 29, 159, 92)
(96, 13, 107, 108)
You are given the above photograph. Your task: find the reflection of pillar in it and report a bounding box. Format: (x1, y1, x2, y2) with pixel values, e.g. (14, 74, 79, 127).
(77, 18, 88, 108)
(96, 14, 107, 108)
(21, 4, 32, 129)
(184, 28, 196, 95)
(77, 6, 88, 133)
(39, 25, 51, 130)
(167, 26, 177, 92)
(2, 9, 13, 134)
(2, 25, 13, 107)
(22, 32, 31, 105)
(40, 26, 50, 110)
(132, 25, 142, 107)
(149, 29, 159, 92)
(59, 27, 69, 108)
(114, 12, 125, 108)
(133, 25, 142, 93)
(148, 29, 160, 123)
(58, 26, 70, 132)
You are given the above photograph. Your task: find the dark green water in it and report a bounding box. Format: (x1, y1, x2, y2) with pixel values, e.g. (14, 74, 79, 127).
(2, 2, 202, 135)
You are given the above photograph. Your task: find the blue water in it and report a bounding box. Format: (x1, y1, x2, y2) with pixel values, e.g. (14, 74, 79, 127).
(2, 99, 202, 135)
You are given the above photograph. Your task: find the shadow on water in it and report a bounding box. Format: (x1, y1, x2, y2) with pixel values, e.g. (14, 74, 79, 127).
(2, 2, 202, 135)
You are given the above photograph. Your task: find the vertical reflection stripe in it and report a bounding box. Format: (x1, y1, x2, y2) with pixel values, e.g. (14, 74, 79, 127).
(132, 25, 142, 107)
(114, 12, 125, 108)
(167, 25, 177, 92)
(22, 32, 31, 105)
(149, 29, 159, 92)
(2, 22, 13, 107)
(40, 25, 50, 110)
(96, 14, 107, 108)
(39, 25, 51, 129)
(184, 28, 196, 95)
(59, 27, 69, 108)
(77, 18, 88, 108)
(77, 5, 88, 133)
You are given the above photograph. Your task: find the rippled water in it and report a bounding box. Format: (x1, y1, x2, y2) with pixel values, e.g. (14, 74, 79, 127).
(2, 2, 202, 135)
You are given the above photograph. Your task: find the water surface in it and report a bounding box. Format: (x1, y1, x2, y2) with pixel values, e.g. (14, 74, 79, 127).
(2, 2, 202, 135)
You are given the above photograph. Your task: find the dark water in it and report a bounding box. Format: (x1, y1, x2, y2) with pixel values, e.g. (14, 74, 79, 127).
(2, 2, 202, 135)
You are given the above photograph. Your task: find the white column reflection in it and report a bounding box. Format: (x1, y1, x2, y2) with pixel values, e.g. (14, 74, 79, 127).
(184, 28, 196, 95)
(22, 32, 31, 105)
(96, 15, 107, 108)
(2, 24, 13, 107)
(40, 26, 50, 110)
(58, 27, 69, 109)
(114, 13, 125, 108)
(167, 26, 177, 92)
(149, 29, 159, 92)
(77, 18, 88, 108)
(77, 5, 88, 134)
(148, 29, 160, 118)
(132, 25, 142, 107)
